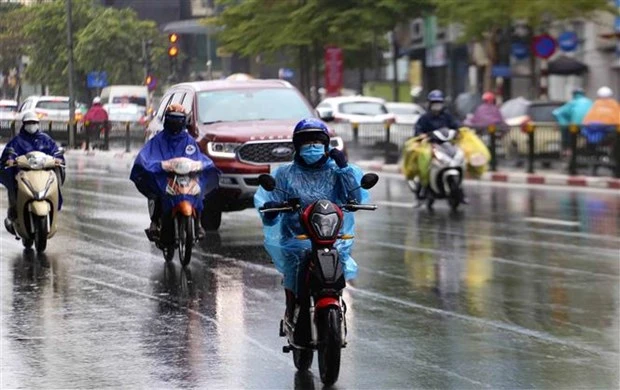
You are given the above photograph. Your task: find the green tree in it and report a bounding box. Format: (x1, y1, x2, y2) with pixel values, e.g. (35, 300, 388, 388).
(433, 0, 614, 93)
(211, 0, 428, 99)
(0, 4, 30, 99)
(74, 7, 167, 89)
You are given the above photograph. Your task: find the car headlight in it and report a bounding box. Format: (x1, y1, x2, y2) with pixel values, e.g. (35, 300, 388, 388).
(207, 142, 242, 159)
(311, 213, 340, 240)
(330, 136, 344, 151)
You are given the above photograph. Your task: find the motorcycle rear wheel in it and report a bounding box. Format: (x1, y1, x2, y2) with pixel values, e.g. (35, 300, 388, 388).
(34, 216, 48, 253)
(293, 348, 313, 371)
(448, 178, 460, 211)
(317, 307, 342, 386)
(177, 215, 194, 267)
(22, 238, 33, 249)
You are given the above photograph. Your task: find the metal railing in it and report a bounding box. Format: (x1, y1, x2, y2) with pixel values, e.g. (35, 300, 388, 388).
(0, 120, 147, 152)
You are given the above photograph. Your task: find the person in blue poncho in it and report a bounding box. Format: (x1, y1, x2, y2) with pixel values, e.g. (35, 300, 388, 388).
(254, 118, 369, 325)
(130, 103, 220, 240)
(1, 111, 65, 231)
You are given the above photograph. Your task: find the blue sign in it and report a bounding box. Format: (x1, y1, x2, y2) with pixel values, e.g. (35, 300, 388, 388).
(532, 34, 557, 59)
(491, 65, 512, 78)
(87, 71, 108, 89)
(511, 42, 529, 60)
(558, 31, 578, 52)
(278, 68, 295, 80)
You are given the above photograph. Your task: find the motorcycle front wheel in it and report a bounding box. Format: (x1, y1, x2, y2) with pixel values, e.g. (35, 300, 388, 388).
(34, 215, 48, 253)
(177, 215, 194, 267)
(317, 307, 342, 386)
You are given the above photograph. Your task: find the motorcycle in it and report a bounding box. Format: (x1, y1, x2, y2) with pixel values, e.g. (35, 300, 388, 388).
(4, 151, 64, 252)
(258, 172, 379, 386)
(408, 127, 466, 211)
(145, 157, 205, 266)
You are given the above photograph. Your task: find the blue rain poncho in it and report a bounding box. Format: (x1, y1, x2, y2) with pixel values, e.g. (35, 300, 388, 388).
(0, 129, 65, 208)
(130, 130, 220, 212)
(254, 159, 370, 295)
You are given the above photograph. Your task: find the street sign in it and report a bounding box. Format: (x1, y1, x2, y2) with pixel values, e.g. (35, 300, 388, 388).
(558, 31, 578, 52)
(324, 46, 343, 96)
(278, 68, 295, 80)
(87, 71, 108, 89)
(491, 65, 512, 78)
(532, 34, 557, 59)
(511, 42, 529, 60)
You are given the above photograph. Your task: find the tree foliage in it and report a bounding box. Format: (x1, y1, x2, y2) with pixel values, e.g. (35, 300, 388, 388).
(1, 0, 166, 100)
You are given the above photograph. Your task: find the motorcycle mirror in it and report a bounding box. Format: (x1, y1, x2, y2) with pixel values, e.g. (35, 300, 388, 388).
(360, 173, 379, 190)
(258, 174, 276, 192)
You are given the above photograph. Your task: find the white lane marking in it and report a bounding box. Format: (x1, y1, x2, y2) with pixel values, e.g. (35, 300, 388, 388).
(59, 217, 620, 358)
(523, 217, 581, 227)
(347, 286, 617, 358)
(354, 238, 620, 280)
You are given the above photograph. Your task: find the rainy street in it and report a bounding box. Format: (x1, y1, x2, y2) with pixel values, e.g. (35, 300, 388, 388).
(1, 155, 619, 389)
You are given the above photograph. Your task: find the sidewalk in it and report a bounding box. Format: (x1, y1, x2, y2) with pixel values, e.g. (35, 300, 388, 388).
(355, 160, 620, 189)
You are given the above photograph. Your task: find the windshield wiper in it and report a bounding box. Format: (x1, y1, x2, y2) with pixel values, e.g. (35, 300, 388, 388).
(203, 120, 224, 125)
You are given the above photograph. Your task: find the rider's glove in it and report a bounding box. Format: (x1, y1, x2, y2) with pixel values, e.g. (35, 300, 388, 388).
(329, 148, 348, 169)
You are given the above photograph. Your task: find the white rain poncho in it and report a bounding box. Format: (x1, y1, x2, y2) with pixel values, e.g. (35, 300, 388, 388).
(254, 160, 370, 295)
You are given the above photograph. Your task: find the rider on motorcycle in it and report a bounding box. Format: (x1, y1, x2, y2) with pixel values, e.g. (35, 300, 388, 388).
(254, 118, 369, 328)
(0, 111, 64, 231)
(413, 90, 464, 205)
(130, 103, 219, 240)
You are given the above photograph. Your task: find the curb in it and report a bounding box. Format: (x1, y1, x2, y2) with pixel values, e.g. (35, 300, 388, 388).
(356, 161, 620, 189)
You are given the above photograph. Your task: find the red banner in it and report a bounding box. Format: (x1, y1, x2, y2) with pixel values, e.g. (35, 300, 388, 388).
(324, 46, 343, 96)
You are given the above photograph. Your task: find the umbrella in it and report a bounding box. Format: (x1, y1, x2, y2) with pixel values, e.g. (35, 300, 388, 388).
(455, 92, 481, 120)
(548, 55, 588, 76)
(501, 97, 530, 120)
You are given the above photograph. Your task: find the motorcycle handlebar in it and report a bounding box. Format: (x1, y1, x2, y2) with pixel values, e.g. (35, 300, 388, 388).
(342, 204, 378, 211)
(259, 206, 295, 214)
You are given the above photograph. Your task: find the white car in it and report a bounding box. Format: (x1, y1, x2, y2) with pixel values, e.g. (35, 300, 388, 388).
(18, 96, 86, 124)
(316, 96, 395, 124)
(0, 99, 18, 128)
(385, 102, 425, 125)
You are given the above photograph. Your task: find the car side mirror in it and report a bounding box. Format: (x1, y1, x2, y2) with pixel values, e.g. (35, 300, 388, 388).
(317, 108, 335, 122)
(258, 174, 276, 192)
(360, 173, 379, 190)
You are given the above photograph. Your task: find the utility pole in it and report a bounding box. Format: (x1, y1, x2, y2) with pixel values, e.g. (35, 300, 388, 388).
(392, 29, 399, 102)
(66, 0, 76, 148)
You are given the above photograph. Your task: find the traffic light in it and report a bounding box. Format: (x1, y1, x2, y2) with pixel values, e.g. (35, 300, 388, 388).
(168, 33, 179, 58)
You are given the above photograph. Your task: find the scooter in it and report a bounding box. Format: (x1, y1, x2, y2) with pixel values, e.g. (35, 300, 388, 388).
(408, 128, 466, 211)
(258, 173, 378, 386)
(4, 151, 64, 252)
(145, 157, 205, 267)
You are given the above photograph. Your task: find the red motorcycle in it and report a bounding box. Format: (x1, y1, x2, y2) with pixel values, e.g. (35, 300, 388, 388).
(258, 173, 378, 386)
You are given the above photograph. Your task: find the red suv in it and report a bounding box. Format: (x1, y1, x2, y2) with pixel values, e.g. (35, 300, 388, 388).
(147, 79, 342, 231)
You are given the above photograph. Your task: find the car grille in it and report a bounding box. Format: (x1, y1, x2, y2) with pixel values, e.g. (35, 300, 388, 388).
(237, 141, 295, 164)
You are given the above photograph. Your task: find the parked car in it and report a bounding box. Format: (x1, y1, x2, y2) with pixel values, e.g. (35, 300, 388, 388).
(17, 96, 86, 129)
(385, 102, 425, 125)
(0, 99, 18, 128)
(147, 78, 343, 231)
(316, 96, 395, 125)
(100, 85, 150, 123)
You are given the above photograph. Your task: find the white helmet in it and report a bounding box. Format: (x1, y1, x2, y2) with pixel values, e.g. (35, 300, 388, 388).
(21, 111, 40, 134)
(597, 86, 613, 99)
(93, 96, 102, 104)
(21, 110, 40, 124)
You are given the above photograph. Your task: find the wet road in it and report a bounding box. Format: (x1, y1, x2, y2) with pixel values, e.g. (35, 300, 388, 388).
(1, 155, 619, 389)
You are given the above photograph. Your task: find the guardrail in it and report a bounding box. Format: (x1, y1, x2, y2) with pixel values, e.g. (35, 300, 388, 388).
(0, 120, 147, 152)
(331, 122, 619, 177)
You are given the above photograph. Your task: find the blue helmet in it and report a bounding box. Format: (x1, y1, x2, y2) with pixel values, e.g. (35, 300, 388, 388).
(292, 118, 330, 151)
(427, 89, 445, 103)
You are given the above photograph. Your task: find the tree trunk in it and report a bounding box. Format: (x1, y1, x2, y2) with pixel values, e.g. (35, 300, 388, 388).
(392, 29, 399, 102)
(312, 41, 320, 105)
(482, 33, 498, 93)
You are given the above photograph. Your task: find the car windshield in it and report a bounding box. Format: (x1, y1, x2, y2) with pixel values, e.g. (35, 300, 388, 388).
(529, 104, 561, 122)
(36, 101, 69, 110)
(0, 106, 17, 112)
(112, 96, 147, 106)
(339, 101, 387, 116)
(197, 88, 313, 123)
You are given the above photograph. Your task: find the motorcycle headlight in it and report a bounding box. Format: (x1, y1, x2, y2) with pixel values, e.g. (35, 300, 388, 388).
(311, 213, 340, 240)
(177, 175, 191, 186)
(432, 149, 452, 165)
(207, 142, 242, 159)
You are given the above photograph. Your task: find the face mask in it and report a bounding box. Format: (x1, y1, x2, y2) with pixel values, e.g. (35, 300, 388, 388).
(24, 123, 39, 134)
(299, 144, 325, 165)
(430, 103, 444, 113)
